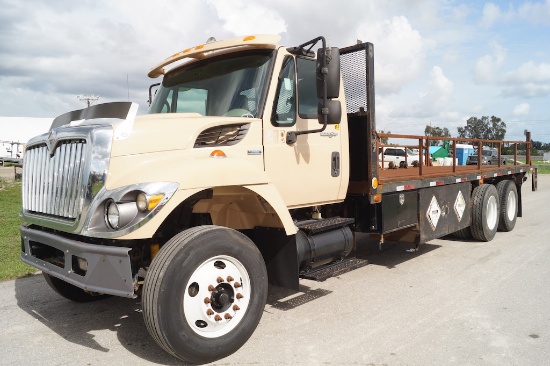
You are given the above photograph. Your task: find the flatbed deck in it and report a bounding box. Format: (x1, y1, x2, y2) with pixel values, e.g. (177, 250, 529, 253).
(349, 163, 531, 195)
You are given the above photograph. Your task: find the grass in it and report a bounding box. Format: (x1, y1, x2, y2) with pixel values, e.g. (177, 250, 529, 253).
(534, 164, 550, 174)
(0, 179, 36, 280)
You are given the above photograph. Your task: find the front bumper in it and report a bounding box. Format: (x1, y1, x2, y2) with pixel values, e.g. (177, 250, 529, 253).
(20, 226, 135, 298)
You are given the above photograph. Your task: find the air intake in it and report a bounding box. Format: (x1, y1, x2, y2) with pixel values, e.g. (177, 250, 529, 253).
(194, 124, 250, 148)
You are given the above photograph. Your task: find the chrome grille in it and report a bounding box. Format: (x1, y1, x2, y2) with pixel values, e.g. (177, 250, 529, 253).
(194, 124, 250, 148)
(23, 139, 87, 220)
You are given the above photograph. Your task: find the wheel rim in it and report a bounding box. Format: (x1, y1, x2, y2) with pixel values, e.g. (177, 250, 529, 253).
(184, 255, 251, 338)
(486, 195, 498, 230)
(506, 190, 517, 221)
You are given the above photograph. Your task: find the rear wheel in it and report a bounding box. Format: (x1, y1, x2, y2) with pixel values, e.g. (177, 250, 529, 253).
(142, 226, 268, 363)
(496, 180, 518, 232)
(471, 184, 499, 242)
(43, 273, 109, 302)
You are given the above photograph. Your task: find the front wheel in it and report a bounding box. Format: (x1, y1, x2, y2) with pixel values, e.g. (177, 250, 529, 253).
(142, 226, 268, 364)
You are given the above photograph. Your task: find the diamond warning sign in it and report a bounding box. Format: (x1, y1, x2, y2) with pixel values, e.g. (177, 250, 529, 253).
(454, 190, 466, 221)
(426, 196, 441, 231)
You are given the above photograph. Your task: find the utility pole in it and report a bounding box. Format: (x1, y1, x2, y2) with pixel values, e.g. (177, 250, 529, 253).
(77, 95, 100, 108)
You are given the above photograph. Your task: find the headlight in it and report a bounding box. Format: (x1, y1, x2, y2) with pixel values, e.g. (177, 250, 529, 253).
(86, 181, 178, 238)
(105, 200, 138, 229)
(105, 200, 120, 229)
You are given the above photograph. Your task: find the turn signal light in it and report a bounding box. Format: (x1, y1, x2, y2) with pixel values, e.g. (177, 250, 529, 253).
(210, 150, 227, 158)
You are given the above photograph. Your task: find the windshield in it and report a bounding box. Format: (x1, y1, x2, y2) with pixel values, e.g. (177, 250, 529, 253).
(149, 50, 274, 118)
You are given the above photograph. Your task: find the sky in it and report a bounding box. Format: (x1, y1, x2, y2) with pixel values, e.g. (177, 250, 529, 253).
(1, 0, 549, 144)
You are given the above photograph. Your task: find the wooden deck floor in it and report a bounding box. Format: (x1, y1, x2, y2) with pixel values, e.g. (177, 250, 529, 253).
(378, 163, 529, 183)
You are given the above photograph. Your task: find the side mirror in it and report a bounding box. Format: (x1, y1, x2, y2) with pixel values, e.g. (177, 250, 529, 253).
(316, 47, 340, 99)
(318, 99, 341, 124)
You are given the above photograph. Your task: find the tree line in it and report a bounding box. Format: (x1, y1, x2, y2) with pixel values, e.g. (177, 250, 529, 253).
(423, 116, 547, 154)
(381, 116, 547, 154)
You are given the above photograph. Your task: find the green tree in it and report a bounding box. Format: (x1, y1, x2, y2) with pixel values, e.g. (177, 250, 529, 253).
(457, 116, 506, 140)
(424, 125, 451, 146)
(378, 130, 391, 145)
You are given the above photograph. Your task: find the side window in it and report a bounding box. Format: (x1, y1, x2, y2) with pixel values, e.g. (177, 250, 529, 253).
(272, 56, 296, 126)
(296, 57, 318, 118)
(395, 149, 405, 157)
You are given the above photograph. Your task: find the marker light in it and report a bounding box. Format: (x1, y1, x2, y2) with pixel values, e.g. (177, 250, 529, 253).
(210, 150, 227, 158)
(137, 192, 164, 212)
(243, 36, 256, 41)
(147, 194, 164, 211)
(372, 177, 379, 189)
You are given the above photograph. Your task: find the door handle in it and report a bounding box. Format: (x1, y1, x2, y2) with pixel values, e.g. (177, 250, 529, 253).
(331, 151, 340, 177)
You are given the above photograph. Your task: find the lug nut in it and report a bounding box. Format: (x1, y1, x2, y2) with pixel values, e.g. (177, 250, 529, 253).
(236, 293, 244, 299)
(224, 313, 232, 320)
(214, 314, 222, 322)
(206, 309, 214, 316)
(227, 276, 234, 282)
(234, 282, 241, 288)
(217, 276, 224, 283)
(233, 305, 240, 311)
(204, 297, 211, 304)
(208, 285, 216, 292)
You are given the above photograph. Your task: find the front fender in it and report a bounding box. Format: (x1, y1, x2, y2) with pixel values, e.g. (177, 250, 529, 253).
(106, 151, 267, 191)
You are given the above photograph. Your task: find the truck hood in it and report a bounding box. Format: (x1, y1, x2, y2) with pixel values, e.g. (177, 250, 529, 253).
(110, 113, 256, 157)
(27, 102, 256, 157)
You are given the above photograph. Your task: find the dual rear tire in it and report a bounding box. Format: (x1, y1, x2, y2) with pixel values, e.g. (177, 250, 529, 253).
(455, 180, 518, 241)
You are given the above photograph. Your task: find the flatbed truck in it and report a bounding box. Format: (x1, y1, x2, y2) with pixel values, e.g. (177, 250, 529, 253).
(20, 34, 537, 363)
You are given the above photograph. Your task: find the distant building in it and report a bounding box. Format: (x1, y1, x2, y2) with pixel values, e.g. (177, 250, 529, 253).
(0, 117, 52, 144)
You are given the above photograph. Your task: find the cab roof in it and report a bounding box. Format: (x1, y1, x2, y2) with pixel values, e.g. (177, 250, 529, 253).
(148, 34, 281, 78)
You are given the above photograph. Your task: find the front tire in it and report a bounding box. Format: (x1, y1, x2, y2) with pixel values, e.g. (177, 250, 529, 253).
(142, 226, 268, 364)
(471, 184, 499, 242)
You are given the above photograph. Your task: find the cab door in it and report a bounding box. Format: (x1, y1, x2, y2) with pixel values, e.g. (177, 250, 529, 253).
(263, 54, 345, 208)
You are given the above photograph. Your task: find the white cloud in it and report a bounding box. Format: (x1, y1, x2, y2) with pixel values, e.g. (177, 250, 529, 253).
(501, 61, 550, 98)
(518, 0, 550, 25)
(473, 42, 507, 83)
(512, 103, 530, 116)
(481, 3, 515, 28)
(207, 0, 287, 36)
(358, 16, 429, 95)
(0, 0, 549, 142)
(390, 65, 454, 118)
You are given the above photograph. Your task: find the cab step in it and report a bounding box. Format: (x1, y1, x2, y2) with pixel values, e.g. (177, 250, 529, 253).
(296, 217, 355, 234)
(300, 257, 368, 282)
